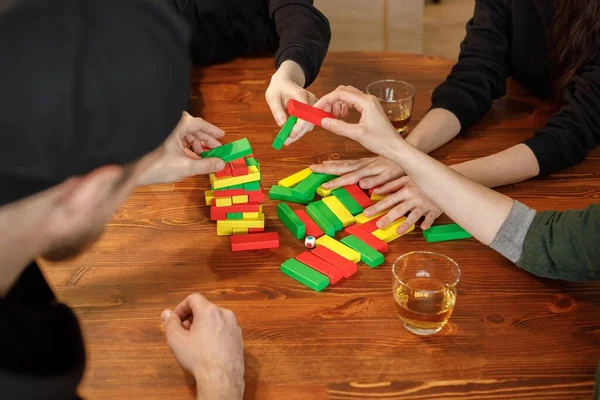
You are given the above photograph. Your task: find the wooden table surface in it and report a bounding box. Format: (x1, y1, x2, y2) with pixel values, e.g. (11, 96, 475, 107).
(42, 53, 600, 400)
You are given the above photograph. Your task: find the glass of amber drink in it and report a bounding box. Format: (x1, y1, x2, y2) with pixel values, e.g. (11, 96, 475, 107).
(366, 79, 416, 133)
(392, 251, 460, 335)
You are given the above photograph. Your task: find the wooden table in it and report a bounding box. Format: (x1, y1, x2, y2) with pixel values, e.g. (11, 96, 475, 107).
(42, 53, 600, 399)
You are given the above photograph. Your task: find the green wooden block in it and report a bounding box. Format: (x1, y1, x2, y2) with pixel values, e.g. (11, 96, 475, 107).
(340, 235, 384, 268)
(281, 258, 329, 292)
(273, 116, 297, 150)
(200, 138, 252, 162)
(310, 200, 343, 232)
(244, 181, 261, 191)
(245, 157, 259, 168)
(214, 183, 244, 191)
(423, 223, 472, 243)
(331, 187, 364, 216)
(269, 185, 312, 204)
(305, 202, 337, 237)
(226, 213, 244, 220)
(277, 203, 306, 239)
(292, 173, 336, 201)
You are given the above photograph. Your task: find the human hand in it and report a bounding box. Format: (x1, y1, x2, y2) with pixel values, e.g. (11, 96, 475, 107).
(365, 176, 443, 234)
(138, 112, 226, 186)
(265, 60, 318, 146)
(161, 293, 244, 400)
(313, 86, 404, 158)
(310, 156, 405, 190)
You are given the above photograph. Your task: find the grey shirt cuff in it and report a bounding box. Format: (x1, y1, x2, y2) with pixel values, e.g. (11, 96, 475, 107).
(489, 201, 537, 263)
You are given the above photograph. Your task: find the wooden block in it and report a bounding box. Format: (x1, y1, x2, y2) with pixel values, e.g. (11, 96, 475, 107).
(343, 184, 374, 208)
(287, 99, 335, 126)
(322, 196, 355, 227)
(344, 224, 388, 253)
(305, 203, 336, 237)
(331, 187, 363, 215)
(232, 195, 249, 204)
(316, 184, 333, 197)
(227, 212, 244, 220)
(200, 138, 252, 162)
(247, 189, 265, 203)
(372, 217, 414, 243)
(355, 211, 386, 225)
(292, 173, 336, 201)
(248, 227, 264, 233)
(204, 190, 215, 206)
(361, 214, 385, 233)
(245, 157, 259, 168)
(277, 203, 306, 240)
(230, 158, 249, 177)
(315, 235, 361, 263)
(340, 235, 384, 268)
(273, 116, 298, 150)
(232, 228, 248, 235)
(269, 185, 312, 204)
(294, 209, 324, 238)
(215, 197, 232, 207)
(370, 192, 388, 201)
(296, 251, 344, 284)
(311, 246, 358, 278)
(217, 213, 265, 230)
(210, 203, 261, 220)
(210, 171, 261, 189)
(230, 232, 279, 251)
(278, 168, 313, 188)
(311, 200, 343, 231)
(244, 181, 261, 191)
(281, 258, 329, 292)
(214, 188, 246, 197)
(248, 165, 260, 174)
(423, 223, 472, 243)
(214, 183, 244, 191)
(217, 226, 234, 236)
(243, 212, 259, 219)
(214, 163, 232, 178)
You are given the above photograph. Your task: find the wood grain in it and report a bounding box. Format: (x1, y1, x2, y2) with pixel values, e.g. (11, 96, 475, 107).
(41, 53, 600, 400)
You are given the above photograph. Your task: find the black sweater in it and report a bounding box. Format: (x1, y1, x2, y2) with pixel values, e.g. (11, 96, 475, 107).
(170, 0, 331, 87)
(431, 0, 600, 176)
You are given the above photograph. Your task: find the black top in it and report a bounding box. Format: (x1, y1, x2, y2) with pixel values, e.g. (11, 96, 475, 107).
(431, 0, 600, 176)
(169, 0, 331, 87)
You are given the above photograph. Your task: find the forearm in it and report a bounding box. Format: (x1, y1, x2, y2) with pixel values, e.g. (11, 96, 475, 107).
(450, 143, 540, 188)
(277, 60, 306, 87)
(405, 108, 462, 153)
(384, 138, 514, 245)
(195, 371, 244, 400)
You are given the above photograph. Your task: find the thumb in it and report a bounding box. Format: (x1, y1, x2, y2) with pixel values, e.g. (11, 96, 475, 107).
(321, 118, 362, 141)
(162, 309, 185, 339)
(193, 157, 226, 176)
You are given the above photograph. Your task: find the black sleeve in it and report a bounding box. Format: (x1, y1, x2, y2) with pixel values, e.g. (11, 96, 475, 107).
(430, 0, 511, 130)
(268, 0, 331, 87)
(523, 60, 600, 175)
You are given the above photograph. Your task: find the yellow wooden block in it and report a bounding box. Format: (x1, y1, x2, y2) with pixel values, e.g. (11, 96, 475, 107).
(217, 226, 233, 236)
(370, 192, 388, 201)
(217, 213, 265, 230)
(372, 217, 415, 243)
(258, 205, 263, 212)
(232, 195, 249, 204)
(316, 184, 333, 197)
(233, 228, 248, 235)
(315, 235, 361, 263)
(204, 190, 215, 206)
(243, 212, 259, 218)
(215, 197, 232, 207)
(248, 165, 260, 174)
(278, 168, 312, 188)
(210, 171, 261, 189)
(322, 196, 354, 227)
(355, 211, 386, 225)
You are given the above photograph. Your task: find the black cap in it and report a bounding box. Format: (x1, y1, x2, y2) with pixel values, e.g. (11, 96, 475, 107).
(0, 0, 191, 206)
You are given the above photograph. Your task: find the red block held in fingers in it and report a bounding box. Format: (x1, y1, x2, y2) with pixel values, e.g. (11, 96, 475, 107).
(295, 251, 344, 284)
(294, 209, 324, 238)
(344, 184, 374, 208)
(311, 246, 358, 278)
(287, 99, 335, 127)
(230, 232, 279, 251)
(344, 224, 388, 253)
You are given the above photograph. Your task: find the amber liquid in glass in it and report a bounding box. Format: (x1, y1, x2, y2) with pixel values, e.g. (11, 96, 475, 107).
(382, 103, 412, 133)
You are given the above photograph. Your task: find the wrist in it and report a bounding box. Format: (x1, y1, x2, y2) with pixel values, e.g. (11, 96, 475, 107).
(277, 60, 306, 87)
(194, 369, 244, 400)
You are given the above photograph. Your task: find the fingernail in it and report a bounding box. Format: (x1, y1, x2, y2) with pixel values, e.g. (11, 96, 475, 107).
(161, 310, 173, 325)
(216, 161, 225, 171)
(364, 209, 373, 217)
(321, 119, 330, 129)
(376, 220, 384, 228)
(278, 116, 287, 126)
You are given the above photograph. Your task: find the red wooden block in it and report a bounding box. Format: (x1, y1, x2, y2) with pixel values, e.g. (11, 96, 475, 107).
(287, 99, 335, 127)
(296, 251, 344, 284)
(247, 189, 265, 203)
(344, 184, 374, 208)
(230, 232, 279, 251)
(294, 209, 324, 238)
(214, 189, 247, 197)
(210, 203, 261, 220)
(248, 227, 264, 233)
(310, 246, 358, 278)
(344, 224, 388, 253)
(361, 215, 385, 233)
(230, 158, 249, 177)
(214, 163, 233, 178)
(244, 153, 255, 158)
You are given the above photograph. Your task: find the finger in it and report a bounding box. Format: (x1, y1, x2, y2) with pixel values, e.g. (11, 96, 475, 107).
(376, 201, 415, 228)
(333, 102, 342, 117)
(321, 169, 373, 189)
(174, 293, 214, 321)
(375, 176, 410, 194)
(321, 118, 364, 142)
(288, 119, 313, 140)
(190, 157, 226, 176)
(184, 147, 202, 160)
(313, 87, 368, 114)
(322, 159, 366, 166)
(309, 161, 363, 177)
(421, 210, 442, 230)
(266, 91, 287, 127)
(187, 131, 223, 150)
(184, 118, 225, 138)
(182, 319, 192, 330)
(161, 309, 186, 341)
(341, 103, 350, 118)
(361, 170, 402, 190)
(398, 208, 423, 234)
(364, 190, 408, 216)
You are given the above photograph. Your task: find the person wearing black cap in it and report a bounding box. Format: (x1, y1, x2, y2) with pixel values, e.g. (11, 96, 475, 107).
(167, 0, 331, 146)
(0, 0, 244, 399)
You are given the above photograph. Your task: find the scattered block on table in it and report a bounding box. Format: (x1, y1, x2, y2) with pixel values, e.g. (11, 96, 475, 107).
(200, 138, 252, 162)
(287, 99, 335, 127)
(344, 224, 388, 253)
(227, 212, 244, 220)
(230, 232, 279, 251)
(214, 163, 233, 178)
(232, 195, 249, 204)
(215, 197, 232, 207)
(316, 184, 333, 197)
(331, 187, 363, 216)
(294, 209, 324, 238)
(311, 246, 358, 278)
(322, 196, 355, 227)
(292, 173, 336, 202)
(248, 227, 265, 233)
(361, 214, 386, 233)
(343, 184, 374, 208)
(315, 235, 361, 263)
(356, 210, 386, 225)
(245, 157, 259, 169)
(370, 192, 388, 201)
(307, 201, 343, 232)
(277, 203, 306, 239)
(232, 228, 248, 235)
(340, 235, 384, 268)
(269, 185, 312, 204)
(244, 181, 261, 191)
(296, 251, 344, 284)
(281, 258, 329, 292)
(372, 217, 414, 243)
(210, 170, 261, 189)
(423, 223, 472, 243)
(305, 204, 336, 237)
(230, 158, 249, 177)
(243, 212, 259, 219)
(211, 203, 262, 221)
(278, 168, 312, 188)
(217, 213, 265, 231)
(204, 190, 215, 206)
(273, 116, 298, 150)
(304, 235, 316, 249)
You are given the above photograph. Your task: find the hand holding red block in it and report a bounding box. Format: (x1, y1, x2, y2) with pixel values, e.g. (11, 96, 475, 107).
(287, 99, 335, 127)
